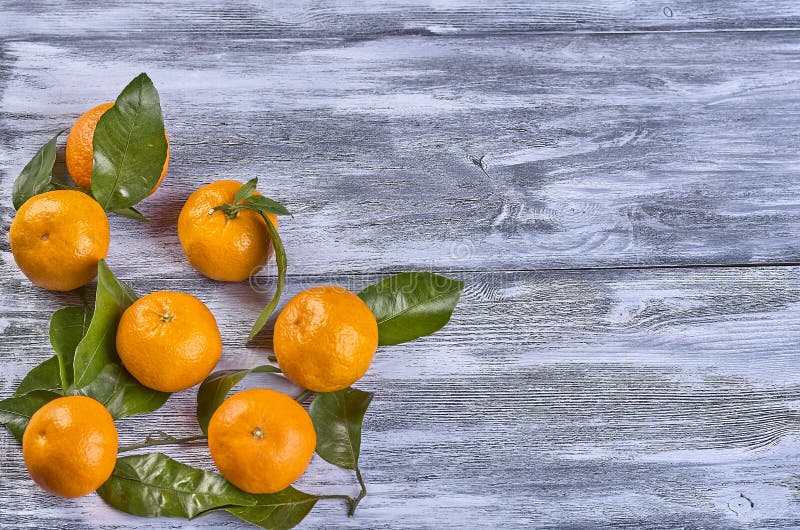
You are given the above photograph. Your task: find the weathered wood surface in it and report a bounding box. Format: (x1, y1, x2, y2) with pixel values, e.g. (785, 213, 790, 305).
(3, 268, 800, 528)
(3, 1, 800, 37)
(2, 29, 800, 272)
(2, 1, 800, 528)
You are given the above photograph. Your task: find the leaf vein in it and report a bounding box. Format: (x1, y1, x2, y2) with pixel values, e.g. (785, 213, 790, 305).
(375, 288, 459, 326)
(102, 76, 143, 209)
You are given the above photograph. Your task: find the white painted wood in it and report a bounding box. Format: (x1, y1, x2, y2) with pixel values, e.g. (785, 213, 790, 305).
(2, 1, 800, 528)
(3, 1, 800, 38)
(3, 268, 800, 527)
(2, 29, 800, 272)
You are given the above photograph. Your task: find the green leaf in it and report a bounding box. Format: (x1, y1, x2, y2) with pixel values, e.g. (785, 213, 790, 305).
(309, 387, 373, 470)
(11, 130, 63, 209)
(60, 263, 169, 418)
(14, 357, 63, 396)
(0, 390, 61, 442)
(248, 213, 287, 341)
(78, 363, 170, 420)
(112, 206, 149, 222)
(233, 177, 258, 204)
(49, 306, 90, 391)
(227, 487, 318, 530)
(73, 260, 137, 389)
(97, 453, 256, 519)
(358, 271, 464, 346)
(196, 365, 281, 434)
(91, 73, 167, 211)
(213, 179, 291, 220)
(240, 195, 292, 216)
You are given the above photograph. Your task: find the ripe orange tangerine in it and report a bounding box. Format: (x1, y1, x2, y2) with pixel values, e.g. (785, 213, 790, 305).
(274, 285, 379, 392)
(9, 190, 110, 291)
(116, 291, 222, 392)
(178, 180, 278, 282)
(65, 101, 169, 192)
(208, 388, 316, 494)
(23, 396, 118, 498)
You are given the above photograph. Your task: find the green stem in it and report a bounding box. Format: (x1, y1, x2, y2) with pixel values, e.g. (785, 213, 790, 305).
(295, 390, 315, 403)
(348, 467, 368, 517)
(119, 431, 207, 453)
(317, 494, 353, 502)
(267, 354, 278, 363)
(318, 466, 368, 517)
(210, 204, 240, 219)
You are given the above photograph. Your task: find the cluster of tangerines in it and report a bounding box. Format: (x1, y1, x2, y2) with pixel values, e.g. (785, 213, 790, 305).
(8, 103, 379, 500)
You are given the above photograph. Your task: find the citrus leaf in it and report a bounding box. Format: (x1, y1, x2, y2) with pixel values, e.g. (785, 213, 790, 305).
(358, 271, 463, 346)
(248, 213, 286, 341)
(78, 363, 170, 420)
(227, 487, 318, 530)
(73, 260, 137, 389)
(14, 357, 63, 396)
(97, 453, 256, 518)
(196, 365, 281, 434)
(309, 387, 373, 470)
(91, 73, 167, 211)
(112, 206, 149, 222)
(0, 390, 61, 442)
(240, 195, 292, 216)
(49, 305, 90, 391)
(233, 177, 258, 204)
(11, 130, 63, 209)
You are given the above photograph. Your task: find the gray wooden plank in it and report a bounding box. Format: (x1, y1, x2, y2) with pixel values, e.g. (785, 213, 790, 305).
(3, 31, 800, 272)
(1, 267, 800, 528)
(2, 3, 800, 529)
(2, 0, 800, 39)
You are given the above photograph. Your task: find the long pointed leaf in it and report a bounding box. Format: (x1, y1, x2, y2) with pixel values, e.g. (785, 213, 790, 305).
(240, 195, 292, 216)
(196, 365, 281, 434)
(49, 306, 90, 391)
(358, 272, 463, 346)
(78, 363, 170, 419)
(91, 73, 167, 210)
(309, 388, 373, 470)
(0, 390, 61, 442)
(73, 260, 137, 388)
(233, 177, 258, 204)
(14, 357, 63, 397)
(97, 453, 256, 518)
(248, 213, 287, 341)
(12, 130, 64, 209)
(227, 488, 318, 530)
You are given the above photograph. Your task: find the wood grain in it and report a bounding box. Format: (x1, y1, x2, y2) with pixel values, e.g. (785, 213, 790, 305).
(2, 268, 800, 527)
(3, 1, 800, 38)
(2, 1, 800, 528)
(2, 30, 800, 273)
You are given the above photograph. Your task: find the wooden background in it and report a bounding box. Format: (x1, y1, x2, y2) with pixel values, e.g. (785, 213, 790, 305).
(2, 1, 800, 528)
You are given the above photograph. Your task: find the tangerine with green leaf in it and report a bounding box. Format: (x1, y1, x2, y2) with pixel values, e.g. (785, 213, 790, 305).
(65, 101, 169, 191)
(116, 291, 222, 392)
(274, 285, 379, 392)
(9, 190, 110, 291)
(208, 388, 316, 494)
(177, 180, 280, 282)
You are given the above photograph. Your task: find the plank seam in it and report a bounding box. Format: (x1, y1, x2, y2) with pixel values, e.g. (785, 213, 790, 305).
(117, 261, 800, 281)
(6, 26, 800, 44)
